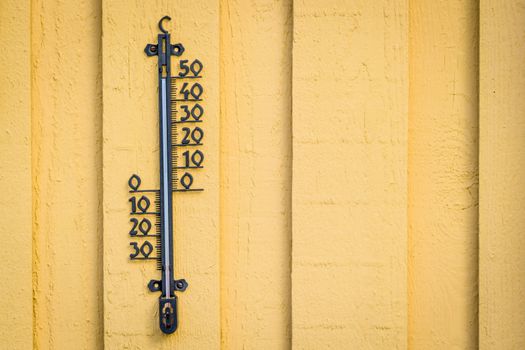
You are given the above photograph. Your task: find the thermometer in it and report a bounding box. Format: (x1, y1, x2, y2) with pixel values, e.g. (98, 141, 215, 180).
(127, 16, 205, 334)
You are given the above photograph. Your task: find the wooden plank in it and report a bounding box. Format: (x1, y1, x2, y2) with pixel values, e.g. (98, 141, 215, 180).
(30, 0, 103, 348)
(480, 1, 525, 348)
(0, 1, 32, 349)
(291, 1, 408, 348)
(102, 1, 220, 348)
(407, 1, 479, 348)
(219, 0, 292, 348)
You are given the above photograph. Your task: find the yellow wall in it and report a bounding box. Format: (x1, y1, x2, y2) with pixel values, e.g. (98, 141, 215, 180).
(408, 1, 479, 348)
(220, 0, 292, 348)
(292, 1, 408, 348)
(0, 1, 32, 349)
(1, 0, 525, 349)
(480, 1, 525, 348)
(30, 0, 103, 348)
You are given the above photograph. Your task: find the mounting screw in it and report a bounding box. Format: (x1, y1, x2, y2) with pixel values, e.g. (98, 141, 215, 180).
(148, 279, 161, 292)
(174, 279, 188, 291)
(170, 43, 185, 57)
(144, 44, 159, 57)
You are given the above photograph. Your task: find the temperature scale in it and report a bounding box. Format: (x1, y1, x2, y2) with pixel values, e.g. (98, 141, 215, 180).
(127, 16, 205, 334)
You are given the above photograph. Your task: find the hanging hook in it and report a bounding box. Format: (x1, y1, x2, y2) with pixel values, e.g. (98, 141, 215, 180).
(158, 16, 171, 34)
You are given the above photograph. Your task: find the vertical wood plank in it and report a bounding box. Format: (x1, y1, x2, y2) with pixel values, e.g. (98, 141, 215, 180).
(292, 1, 408, 348)
(31, 0, 103, 348)
(480, 1, 525, 348)
(0, 1, 32, 349)
(219, 0, 292, 348)
(407, 1, 479, 348)
(102, 1, 220, 348)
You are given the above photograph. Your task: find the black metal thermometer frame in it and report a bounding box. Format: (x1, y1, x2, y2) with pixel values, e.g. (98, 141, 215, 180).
(144, 16, 188, 334)
(128, 15, 204, 335)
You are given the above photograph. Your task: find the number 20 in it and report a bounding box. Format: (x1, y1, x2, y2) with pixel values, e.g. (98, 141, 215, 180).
(181, 127, 204, 145)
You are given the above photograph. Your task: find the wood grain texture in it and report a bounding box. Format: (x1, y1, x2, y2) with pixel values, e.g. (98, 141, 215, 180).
(102, 1, 220, 348)
(30, 0, 103, 348)
(219, 0, 292, 348)
(4, 1, 523, 347)
(408, 1, 479, 348)
(480, 1, 525, 349)
(0, 1, 32, 349)
(292, 1, 408, 348)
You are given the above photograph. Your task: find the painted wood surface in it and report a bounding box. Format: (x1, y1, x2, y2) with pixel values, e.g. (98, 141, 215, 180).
(31, 0, 103, 348)
(0, 1, 32, 349)
(219, 0, 292, 349)
(480, 1, 525, 349)
(291, 1, 408, 348)
(408, 1, 479, 348)
(2, 0, 525, 348)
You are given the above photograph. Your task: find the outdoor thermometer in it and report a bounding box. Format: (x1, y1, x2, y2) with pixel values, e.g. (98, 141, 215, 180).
(127, 16, 205, 334)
